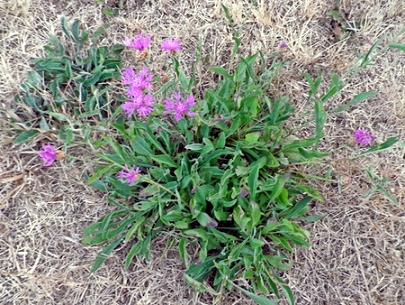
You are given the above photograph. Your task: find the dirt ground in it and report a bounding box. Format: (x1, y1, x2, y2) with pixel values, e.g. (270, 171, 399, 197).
(0, 0, 404, 304)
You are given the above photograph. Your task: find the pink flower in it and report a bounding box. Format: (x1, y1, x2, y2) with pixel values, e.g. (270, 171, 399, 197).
(123, 67, 153, 92)
(122, 94, 155, 118)
(122, 101, 138, 117)
(164, 92, 196, 122)
(124, 34, 152, 51)
(161, 38, 182, 53)
(117, 166, 141, 185)
(121, 67, 155, 119)
(136, 94, 155, 118)
(39, 144, 57, 167)
(354, 129, 376, 147)
(122, 68, 136, 85)
(278, 41, 288, 49)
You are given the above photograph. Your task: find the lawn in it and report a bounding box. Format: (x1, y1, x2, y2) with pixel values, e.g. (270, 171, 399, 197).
(0, 1, 403, 304)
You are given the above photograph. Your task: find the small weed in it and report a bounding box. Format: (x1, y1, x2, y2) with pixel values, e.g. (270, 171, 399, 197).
(15, 17, 123, 144)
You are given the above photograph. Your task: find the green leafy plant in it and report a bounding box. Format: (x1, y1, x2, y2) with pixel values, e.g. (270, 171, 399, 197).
(83, 51, 345, 304)
(15, 17, 123, 143)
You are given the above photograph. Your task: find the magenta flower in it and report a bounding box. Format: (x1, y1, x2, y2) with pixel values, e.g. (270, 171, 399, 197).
(122, 67, 153, 92)
(121, 68, 136, 86)
(278, 41, 288, 49)
(135, 67, 153, 90)
(161, 38, 182, 53)
(164, 92, 196, 121)
(354, 129, 376, 147)
(39, 144, 57, 167)
(122, 94, 155, 118)
(122, 101, 138, 117)
(117, 166, 141, 185)
(136, 94, 155, 118)
(124, 34, 152, 51)
(121, 67, 155, 119)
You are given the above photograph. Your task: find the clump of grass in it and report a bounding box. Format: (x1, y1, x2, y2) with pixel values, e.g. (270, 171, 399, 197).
(81, 35, 349, 303)
(15, 17, 123, 144)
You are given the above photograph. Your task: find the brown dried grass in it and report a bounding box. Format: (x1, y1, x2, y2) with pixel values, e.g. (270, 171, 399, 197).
(0, 0, 404, 304)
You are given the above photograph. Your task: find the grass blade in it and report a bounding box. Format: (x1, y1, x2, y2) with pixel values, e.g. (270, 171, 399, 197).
(334, 91, 377, 113)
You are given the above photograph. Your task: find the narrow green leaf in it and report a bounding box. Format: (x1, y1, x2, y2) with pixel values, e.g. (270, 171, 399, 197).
(48, 112, 69, 121)
(248, 157, 266, 199)
(124, 242, 142, 270)
(362, 137, 399, 155)
(185, 143, 204, 151)
(210, 66, 232, 79)
(279, 197, 312, 219)
(388, 44, 405, 52)
(150, 154, 177, 168)
(321, 74, 343, 103)
(314, 100, 326, 143)
(91, 238, 123, 272)
(334, 91, 377, 113)
(305, 73, 322, 98)
(179, 238, 190, 268)
(234, 285, 278, 305)
(269, 175, 287, 202)
(15, 130, 39, 144)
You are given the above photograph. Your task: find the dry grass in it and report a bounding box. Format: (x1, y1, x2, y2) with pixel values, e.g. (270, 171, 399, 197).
(0, 0, 404, 304)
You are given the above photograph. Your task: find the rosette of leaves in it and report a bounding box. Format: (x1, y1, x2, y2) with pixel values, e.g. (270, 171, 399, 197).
(83, 55, 343, 304)
(14, 17, 123, 144)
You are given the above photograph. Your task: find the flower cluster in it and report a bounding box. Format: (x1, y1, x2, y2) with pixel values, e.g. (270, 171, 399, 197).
(124, 33, 182, 54)
(124, 33, 153, 52)
(161, 38, 182, 53)
(121, 67, 155, 118)
(117, 166, 141, 185)
(164, 92, 196, 121)
(354, 129, 375, 147)
(39, 144, 57, 167)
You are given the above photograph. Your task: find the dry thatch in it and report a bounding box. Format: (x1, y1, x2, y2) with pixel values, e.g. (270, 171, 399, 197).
(0, 0, 404, 304)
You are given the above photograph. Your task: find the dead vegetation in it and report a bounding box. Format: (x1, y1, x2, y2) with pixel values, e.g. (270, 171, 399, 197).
(0, 0, 404, 304)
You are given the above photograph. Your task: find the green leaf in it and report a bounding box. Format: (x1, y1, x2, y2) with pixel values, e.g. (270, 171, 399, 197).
(321, 74, 343, 103)
(71, 19, 81, 42)
(334, 91, 377, 113)
(245, 132, 261, 144)
(124, 242, 142, 270)
(150, 154, 177, 168)
(210, 66, 232, 79)
(186, 257, 216, 282)
(15, 130, 39, 144)
(297, 148, 329, 159)
(362, 137, 399, 155)
(87, 165, 114, 185)
(314, 100, 326, 143)
(305, 73, 322, 98)
(125, 216, 146, 242)
(179, 238, 190, 267)
(185, 143, 204, 151)
(197, 212, 218, 228)
(131, 136, 153, 156)
(248, 157, 266, 199)
(360, 40, 379, 68)
(91, 238, 123, 272)
(388, 44, 405, 52)
(59, 125, 74, 145)
(267, 255, 291, 271)
(281, 283, 295, 305)
(250, 201, 261, 227)
(269, 175, 287, 202)
(48, 112, 69, 122)
(234, 285, 278, 305)
(61, 16, 72, 40)
(279, 197, 312, 219)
